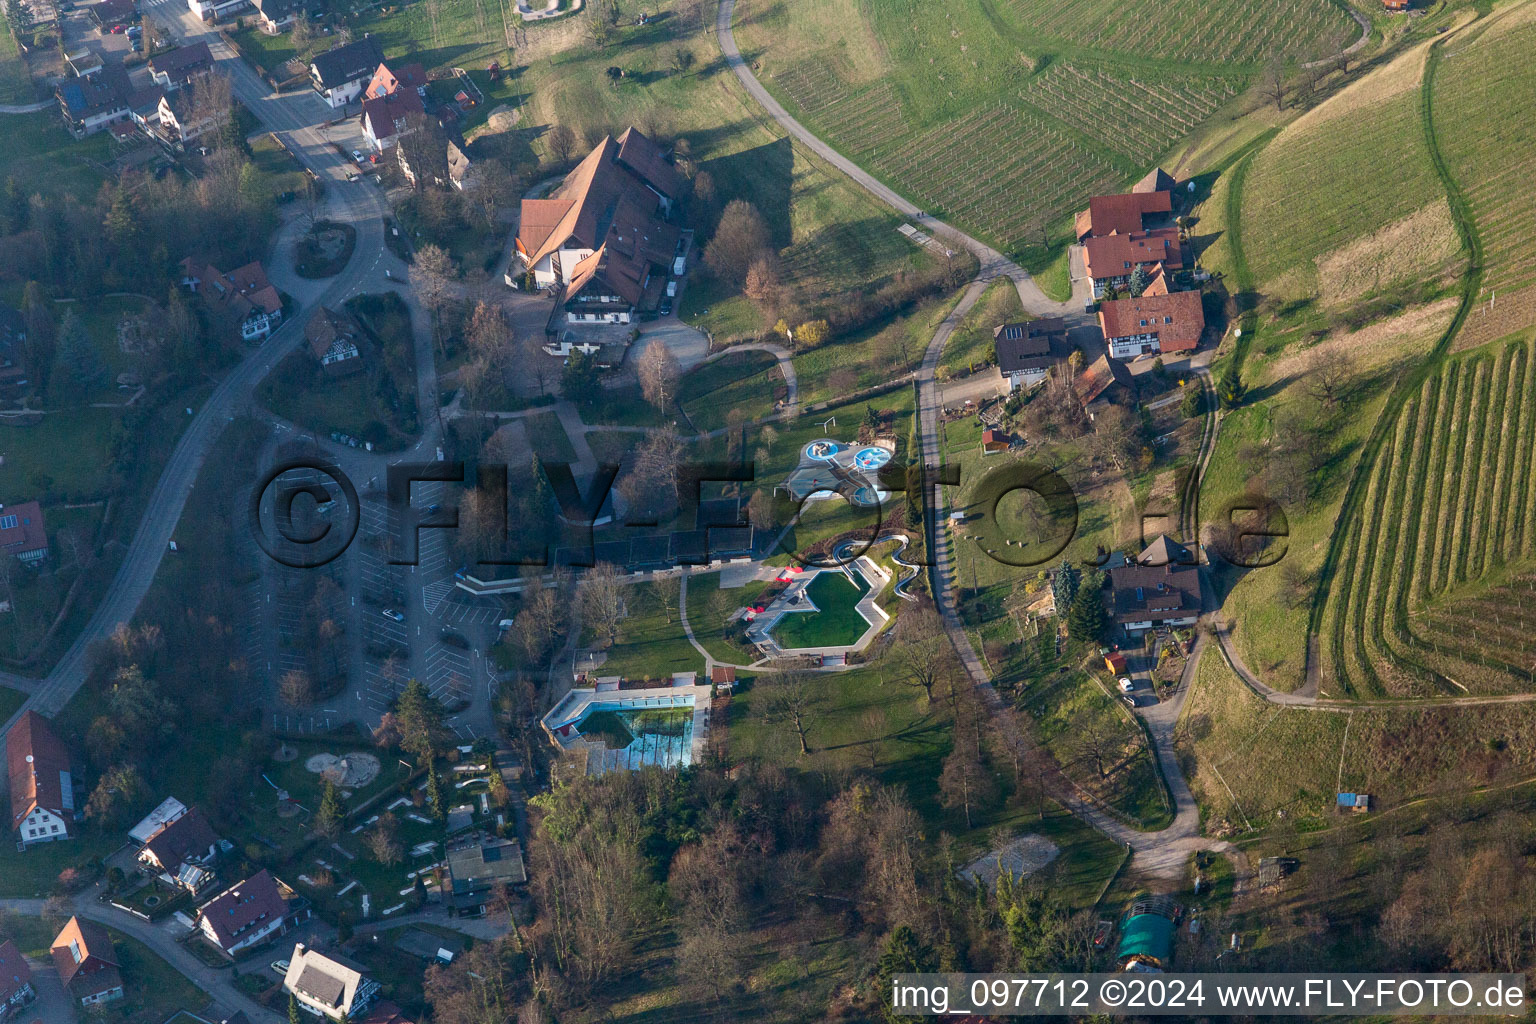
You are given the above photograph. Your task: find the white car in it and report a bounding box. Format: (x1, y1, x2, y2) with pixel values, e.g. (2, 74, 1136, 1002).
(351, 149, 366, 163)
(270, 959, 290, 977)
(382, 608, 405, 623)
(1118, 677, 1134, 693)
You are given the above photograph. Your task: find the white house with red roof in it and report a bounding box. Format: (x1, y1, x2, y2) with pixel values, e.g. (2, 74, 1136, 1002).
(196, 870, 289, 955)
(7, 710, 74, 848)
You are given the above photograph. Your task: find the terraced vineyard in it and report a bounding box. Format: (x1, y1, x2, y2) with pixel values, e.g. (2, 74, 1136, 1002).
(1322, 340, 1536, 698)
(998, 0, 1359, 64)
(1433, 4, 1536, 347)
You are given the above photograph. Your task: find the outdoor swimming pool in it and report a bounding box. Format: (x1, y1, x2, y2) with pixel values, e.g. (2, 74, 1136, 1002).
(805, 440, 842, 461)
(854, 446, 893, 471)
(572, 696, 696, 773)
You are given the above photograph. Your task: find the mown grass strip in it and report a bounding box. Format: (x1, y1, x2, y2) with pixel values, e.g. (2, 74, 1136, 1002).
(1481, 345, 1525, 576)
(1414, 362, 1459, 607)
(1445, 358, 1491, 587)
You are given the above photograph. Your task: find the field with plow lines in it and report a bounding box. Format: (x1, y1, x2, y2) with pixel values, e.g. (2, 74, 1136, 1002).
(997, 0, 1359, 65)
(1321, 339, 1536, 699)
(1239, 42, 1446, 296)
(1434, 4, 1536, 347)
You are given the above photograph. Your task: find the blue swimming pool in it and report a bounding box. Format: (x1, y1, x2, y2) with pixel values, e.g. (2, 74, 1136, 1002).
(804, 439, 841, 461)
(854, 447, 892, 470)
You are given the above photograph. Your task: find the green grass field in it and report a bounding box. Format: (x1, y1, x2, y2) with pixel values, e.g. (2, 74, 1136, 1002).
(769, 568, 870, 649)
(0, 111, 113, 201)
(732, 0, 1350, 255)
(678, 349, 783, 431)
(683, 569, 770, 663)
(1240, 40, 1455, 302)
(0, 10, 37, 105)
(1434, 4, 1536, 347)
(582, 579, 702, 682)
(938, 277, 1021, 380)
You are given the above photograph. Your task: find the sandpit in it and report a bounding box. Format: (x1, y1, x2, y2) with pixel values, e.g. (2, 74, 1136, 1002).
(959, 834, 1060, 889)
(305, 752, 381, 788)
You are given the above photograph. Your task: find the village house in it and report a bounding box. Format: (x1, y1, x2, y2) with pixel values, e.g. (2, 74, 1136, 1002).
(64, 50, 103, 79)
(283, 944, 381, 1019)
(993, 317, 1070, 391)
(7, 710, 74, 847)
(305, 307, 363, 374)
(55, 66, 131, 137)
(89, 0, 136, 30)
(196, 869, 289, 956)
(125, 84, 166, 133)
(0, 941, 34, 1020)
(515, 128, 682, 337)
(179, 258, 283, 341)
(1074, 188, 1173, 241)
(1072, 353, 1135, 414)
(361, 88, 424, 151)
(309, 37, 386, 108)
(444, 833, 527, 916)
(365, 61, 427, 100)
(1082, 227, 1184, 298)
(186, 0, 249, 21)
(149, 43, 214, 90)
(1098, 290, 1206, 359)
(0, 501, 48, 565)
(252, 0, 302, 32)
(50, 918, 122, 1007)
(1107, 535, 1201, 635)
(155, 89, 218, 148)
(137, 805, 219, 876)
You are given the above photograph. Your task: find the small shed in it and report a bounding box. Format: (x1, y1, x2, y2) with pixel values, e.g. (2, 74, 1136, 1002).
(1257, 856, 1298, 887)
(981, 428, 1009, 453)
(1117, 895, 1179, 970)
(1104, 652, 1128, 674)
(710, 665, 736, 692)
(1336, 792, 1370, 813)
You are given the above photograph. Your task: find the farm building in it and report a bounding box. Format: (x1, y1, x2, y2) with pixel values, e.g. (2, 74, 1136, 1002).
(1071, 354, 1135, 412)
(1117, 895, 1179, 971)
(1107, 536, 1200, 634)
(1098, 291, 1206, 359)
(1082, 229, 1185, 299)
(994, 318, 1070, 391)
(1075, 190, 1174, 241)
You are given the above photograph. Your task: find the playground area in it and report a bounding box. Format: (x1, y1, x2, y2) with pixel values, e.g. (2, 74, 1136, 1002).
(782, 437, 896, 508)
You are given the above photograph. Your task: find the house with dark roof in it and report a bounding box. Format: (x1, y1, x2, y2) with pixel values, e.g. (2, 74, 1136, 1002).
(361, 88, 423, 151)
(155, 89, 219, 148)
(365, 62, 427, 100)
(1074, 189, 1173, 241)
(1082, 227, 1184, 299)
(283, 944, 381, 1019)
(1107, 536, 1201, 635)
(50, 918, 122, 1006)
(444, 833, 527, 916)
(195, 869, 288, 956)
(55, 66, 131, 137)
(89, 0, 136, 29)
(7, 710, 73, 846)
(252, 0, 303, 33)
(0, 940, 34, 1020)
(993, 317, 1069, 392)
(0, 501, 46, 566)
(149, 43, 214, 89)
(1134, 167, 1177, 195)
(305, 307, 363, 374)
(137, 806, 219, 876)
(515, 128, 680, 335)
(1071, 354, 1135, 413)
(179, 258, 283, 341)
(1098, 290, 1205, 359)
(309, 37, 386, 108)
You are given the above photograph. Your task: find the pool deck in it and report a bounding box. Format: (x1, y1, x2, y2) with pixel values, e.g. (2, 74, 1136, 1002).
(541, 679, 713, 772)
(747, 558, 892, 659)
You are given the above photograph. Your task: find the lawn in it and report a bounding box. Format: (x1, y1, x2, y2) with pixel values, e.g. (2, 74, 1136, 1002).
(111, 928, 211, 1023)
(0, 11, 37, 105)
(248, 133, 311, 200)
(0, 829, 120, 898)
(1433, 3, 1536, 347)
(683, 569, 769, 664)
(937, 277, 1021, 380)
(677, 348, 783, 432)
(1239, 38, 1455, 305)
(523, 411, 577, 463)
(769, 568, 871, 649)
(583, 579, 702, 682)
(0, 111, 113, 201)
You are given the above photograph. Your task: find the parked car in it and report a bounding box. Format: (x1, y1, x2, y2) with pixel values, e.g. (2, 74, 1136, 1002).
(108, 23, 126, 32)
(659, 299, 672, 316)
(351, 149, 366, 164)
(1117, 677, 1134, 693)
(382, 608, 405, 623)
(270, 959, 290, 977)
(126, 24, 141, 35)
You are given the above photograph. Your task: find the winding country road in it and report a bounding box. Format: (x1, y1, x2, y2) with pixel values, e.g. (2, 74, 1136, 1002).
(0, 9, 406, 752)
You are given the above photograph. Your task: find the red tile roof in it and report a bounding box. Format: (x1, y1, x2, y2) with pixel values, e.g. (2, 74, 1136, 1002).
(1082, 228, 1184, 282)
(198, 870, 286, 950)
(1078, 190, 1172, 238)
(362, 88, 424, 144)
(8, 709, 72, 829)
(614, 126, 681, 200)
(1097, 291, 1206, 354)
(365, 62, 427, 99)
(0, 940, 31, 1003)
(50, 917, 118, 996)
(0, 500, 47, 558)
(1074, 354, 1136, 406)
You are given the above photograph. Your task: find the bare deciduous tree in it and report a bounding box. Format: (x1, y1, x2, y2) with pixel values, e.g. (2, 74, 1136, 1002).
(761, 670, 820, 755)
(637, 339, 680, 415)
(579, 562, 628, 647)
